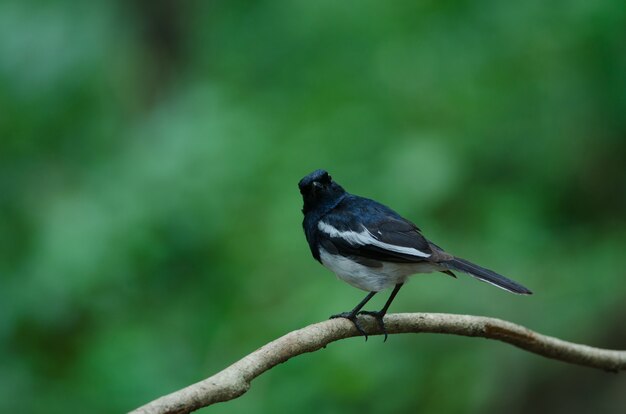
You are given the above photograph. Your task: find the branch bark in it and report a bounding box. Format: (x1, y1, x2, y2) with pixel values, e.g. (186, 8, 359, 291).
(130, 313, 626, 414)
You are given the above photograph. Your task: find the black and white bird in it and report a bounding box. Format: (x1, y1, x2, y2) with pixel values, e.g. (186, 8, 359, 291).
(298, 169, 532, 340)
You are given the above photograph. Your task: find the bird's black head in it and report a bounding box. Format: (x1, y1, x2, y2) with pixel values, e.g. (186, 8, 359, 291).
(298, 169, 346, 215)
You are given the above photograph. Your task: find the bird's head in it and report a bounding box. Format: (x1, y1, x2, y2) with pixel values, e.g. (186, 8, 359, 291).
(298, 169, 346, 215)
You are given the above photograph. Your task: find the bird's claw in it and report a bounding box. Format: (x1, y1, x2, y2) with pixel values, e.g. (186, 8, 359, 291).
(357, 310, 388, 342)
(329, 312, 369, 341)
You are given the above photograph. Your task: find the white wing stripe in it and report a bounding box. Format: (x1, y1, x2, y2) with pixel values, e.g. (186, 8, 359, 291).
(318, 221, 431, 258)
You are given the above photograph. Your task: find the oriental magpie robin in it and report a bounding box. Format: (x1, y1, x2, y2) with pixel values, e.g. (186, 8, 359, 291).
(298, 169, 532, 340)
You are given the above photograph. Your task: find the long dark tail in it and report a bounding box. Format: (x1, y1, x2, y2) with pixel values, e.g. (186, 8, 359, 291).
(442, 257, 532, 295)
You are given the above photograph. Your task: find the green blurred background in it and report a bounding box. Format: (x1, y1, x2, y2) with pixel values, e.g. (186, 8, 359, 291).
(1, 1, 625, 413)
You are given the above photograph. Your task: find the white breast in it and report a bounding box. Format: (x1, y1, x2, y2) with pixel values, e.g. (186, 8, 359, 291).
(319, 248, 442, 292)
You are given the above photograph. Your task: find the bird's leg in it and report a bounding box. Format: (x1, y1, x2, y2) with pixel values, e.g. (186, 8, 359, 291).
(330, 291, 377, 340)
(358, 283, 404, 341)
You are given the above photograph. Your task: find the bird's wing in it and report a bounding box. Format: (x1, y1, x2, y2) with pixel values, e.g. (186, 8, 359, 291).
(318, 196, 436, 263)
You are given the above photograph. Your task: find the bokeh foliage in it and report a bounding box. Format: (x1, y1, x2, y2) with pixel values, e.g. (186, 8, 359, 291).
(1, 1, 625, 413)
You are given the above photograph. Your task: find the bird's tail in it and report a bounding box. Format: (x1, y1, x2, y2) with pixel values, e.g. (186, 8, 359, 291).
(442, 257, 532, 295)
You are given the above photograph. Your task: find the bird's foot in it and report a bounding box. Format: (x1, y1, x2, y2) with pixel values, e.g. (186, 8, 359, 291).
(357, 310, 388, 342)
(329, 312, 369, 340)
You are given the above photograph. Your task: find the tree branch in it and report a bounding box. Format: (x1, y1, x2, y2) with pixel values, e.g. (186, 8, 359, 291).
(130, 313, 626, 414)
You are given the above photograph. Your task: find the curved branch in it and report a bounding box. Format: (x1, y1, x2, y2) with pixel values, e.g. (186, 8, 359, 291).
(130, 313, 626, 414)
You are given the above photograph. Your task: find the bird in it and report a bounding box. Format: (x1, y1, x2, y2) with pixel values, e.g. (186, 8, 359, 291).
(298, 169, 532, 341)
